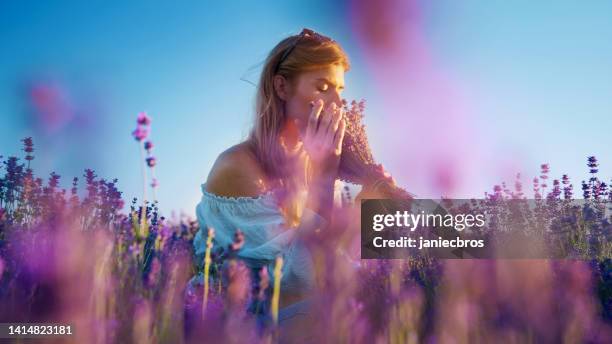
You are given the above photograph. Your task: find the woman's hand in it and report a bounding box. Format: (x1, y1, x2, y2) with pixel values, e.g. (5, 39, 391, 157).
(303, 99, 346, 185)
(303, 99, 346, 221)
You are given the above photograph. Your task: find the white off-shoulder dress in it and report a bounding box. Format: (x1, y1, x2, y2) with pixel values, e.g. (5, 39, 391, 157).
(191, 181, 343, 323)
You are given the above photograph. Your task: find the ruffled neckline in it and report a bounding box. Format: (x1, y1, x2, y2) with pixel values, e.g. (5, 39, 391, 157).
(200, 183, 278, 204)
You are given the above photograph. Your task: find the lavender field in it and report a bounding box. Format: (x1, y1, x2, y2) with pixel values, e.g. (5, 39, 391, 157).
(0, 114, 610, 343)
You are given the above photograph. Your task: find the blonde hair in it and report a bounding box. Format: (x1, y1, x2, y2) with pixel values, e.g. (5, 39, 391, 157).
(247, 29, 350, 226)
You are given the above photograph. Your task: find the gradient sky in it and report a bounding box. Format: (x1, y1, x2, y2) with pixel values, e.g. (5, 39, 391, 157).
(1, 0, 610, 216)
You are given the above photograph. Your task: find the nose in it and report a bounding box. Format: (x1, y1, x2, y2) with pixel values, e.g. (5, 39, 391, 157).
(329, 91, 342, 108)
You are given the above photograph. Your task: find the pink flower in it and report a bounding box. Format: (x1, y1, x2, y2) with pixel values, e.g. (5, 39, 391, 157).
(151, 178, 159, 188)
(137, 112, 151, 126)
(132, 126, 149, 141)
(146, 156, 156, 167)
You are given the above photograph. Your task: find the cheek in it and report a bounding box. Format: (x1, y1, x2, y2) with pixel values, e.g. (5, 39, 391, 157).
(290, 94, 316, 123)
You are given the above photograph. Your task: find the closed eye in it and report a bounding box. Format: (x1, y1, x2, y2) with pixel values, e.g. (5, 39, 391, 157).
(316, 79, 344, 93)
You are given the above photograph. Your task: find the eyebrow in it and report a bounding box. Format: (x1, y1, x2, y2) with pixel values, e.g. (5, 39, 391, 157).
(316, 78, 345, 89)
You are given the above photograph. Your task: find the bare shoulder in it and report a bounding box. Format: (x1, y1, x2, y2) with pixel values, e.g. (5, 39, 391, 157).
(205, 141, 269, 198)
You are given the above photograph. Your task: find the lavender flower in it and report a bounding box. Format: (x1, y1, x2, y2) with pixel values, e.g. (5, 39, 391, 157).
(533, 177, 541, 199)
(562, 174, 573, 199)
(540, 163, 549, 189)
(549, 179, 561, 199)
(582, 180, 590, 199)
(146, 157, 157, 168)
(514, 173, 524, 199)
(587, 156, 598, 174)
(47, 172, 60, 190)
(132, 126, 149, 142)
(144, 141, 154, 151)
(137, 111, 151, 126)
(22, 137, 34, 164)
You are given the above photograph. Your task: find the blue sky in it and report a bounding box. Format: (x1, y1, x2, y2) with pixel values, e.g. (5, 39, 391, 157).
(1, 1, 610, 215)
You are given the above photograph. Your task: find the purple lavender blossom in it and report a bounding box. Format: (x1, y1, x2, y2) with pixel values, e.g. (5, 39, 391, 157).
(137, 111, 151, 126)
(22, 137, 34, 163)
(132, 126, 149, 142)
(582, 180, 591, 199)
(587, 156, 598, 174)
(144, 141, 154, 151)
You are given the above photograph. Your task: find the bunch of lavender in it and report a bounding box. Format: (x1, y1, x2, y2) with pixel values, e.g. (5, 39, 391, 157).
(339, 99, 414, 199)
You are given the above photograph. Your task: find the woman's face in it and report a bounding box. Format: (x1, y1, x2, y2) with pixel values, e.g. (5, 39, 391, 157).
(282, 64, 346, 136)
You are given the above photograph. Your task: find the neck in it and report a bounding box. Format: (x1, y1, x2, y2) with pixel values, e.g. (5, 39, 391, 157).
(279, 117, 304, 156)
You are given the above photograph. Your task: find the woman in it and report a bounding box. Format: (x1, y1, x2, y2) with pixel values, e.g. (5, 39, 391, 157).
(192, 28, 371, 335)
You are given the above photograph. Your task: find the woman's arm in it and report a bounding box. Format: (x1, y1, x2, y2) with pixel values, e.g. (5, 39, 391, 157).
(305, 177, 335, 223)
